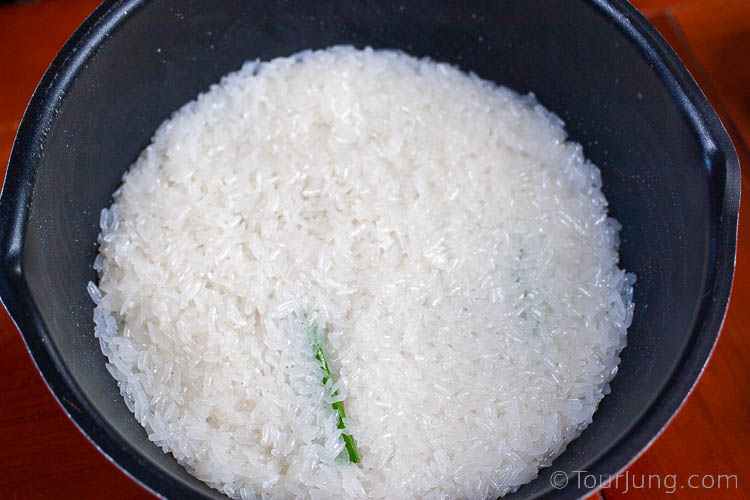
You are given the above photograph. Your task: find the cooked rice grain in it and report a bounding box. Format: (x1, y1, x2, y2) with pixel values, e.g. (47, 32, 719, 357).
(90, 47, 634, 500)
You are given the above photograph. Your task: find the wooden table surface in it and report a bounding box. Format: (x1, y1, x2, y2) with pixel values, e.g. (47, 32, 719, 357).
(1, 1, 748, 498)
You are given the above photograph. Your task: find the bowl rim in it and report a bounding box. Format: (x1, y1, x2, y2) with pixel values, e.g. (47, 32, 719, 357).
(0, 0, 740, 498)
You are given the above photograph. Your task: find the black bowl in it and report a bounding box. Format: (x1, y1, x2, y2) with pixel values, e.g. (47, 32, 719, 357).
(0, 0, 739, 498)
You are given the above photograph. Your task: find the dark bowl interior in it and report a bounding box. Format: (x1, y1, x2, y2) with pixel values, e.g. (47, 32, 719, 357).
(0, 0, 739, 498)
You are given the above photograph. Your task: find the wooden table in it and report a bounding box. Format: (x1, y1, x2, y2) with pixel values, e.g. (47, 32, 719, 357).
(1, 1, 747, 498)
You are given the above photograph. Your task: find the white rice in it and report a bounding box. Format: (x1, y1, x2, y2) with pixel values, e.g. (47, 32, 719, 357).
(89, 47, 634, 499)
